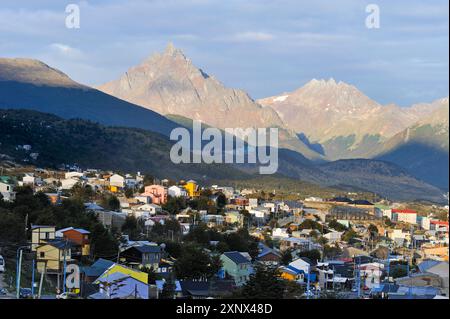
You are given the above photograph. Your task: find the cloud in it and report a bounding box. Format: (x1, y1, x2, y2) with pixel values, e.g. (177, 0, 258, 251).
(49, 43, 84, 59)
(231, 32, 275, 42)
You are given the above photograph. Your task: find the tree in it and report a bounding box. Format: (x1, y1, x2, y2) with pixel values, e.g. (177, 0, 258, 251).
(122, 216, 141, 240)
(101, 194, 120, 211)
(160, 278, 176, 299)
(239, 265, 285, 299)
(174, 244, 219, 280)
(281, 249, 293, 265)
(317, 236, 329, 246)
(297, 249, 321, 263)
(124, 188, 134, 199)
(328, 219, 347, 232)
(342, 229, 359, 242)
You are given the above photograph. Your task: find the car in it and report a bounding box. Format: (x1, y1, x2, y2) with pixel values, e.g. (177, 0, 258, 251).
(19, 288, 33, 299)
(0, 288, 8, 296)
(0, 255, 5, 273)
(56, 292, 79, 299)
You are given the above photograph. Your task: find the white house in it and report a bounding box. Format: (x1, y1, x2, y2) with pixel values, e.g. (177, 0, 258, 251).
(60, 178, 79, 190)
(22, 174, 35, 186)
(272, 228, 289, 239)
(289, 257, 316, 274)
(324, 231, 343, 243)
(168, 185, 187, 198)
(65, 171, 84, 179)
(135, 203, 162, 215)
(109, 174, 125, 188)
(0, 181, 15, 202)
(392, 209, 418, 225)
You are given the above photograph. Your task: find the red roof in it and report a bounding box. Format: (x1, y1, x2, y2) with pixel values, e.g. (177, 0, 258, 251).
(392, 209, 417, 214)
(431, 220, 449, 226)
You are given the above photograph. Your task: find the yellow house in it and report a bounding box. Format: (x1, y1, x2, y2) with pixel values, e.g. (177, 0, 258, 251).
(184, 180, 200, 198)
(36, 240, 73, 274)
(278, 266, 304, 282)
(95, 264, 149, 284)
(31, 225, 56, 251)
(110, 185, 118, 193)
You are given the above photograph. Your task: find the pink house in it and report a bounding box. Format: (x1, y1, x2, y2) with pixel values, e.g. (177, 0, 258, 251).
(141, 185, 168, 205)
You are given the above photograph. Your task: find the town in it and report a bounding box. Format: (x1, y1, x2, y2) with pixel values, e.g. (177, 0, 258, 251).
(0, 162, 448, 300)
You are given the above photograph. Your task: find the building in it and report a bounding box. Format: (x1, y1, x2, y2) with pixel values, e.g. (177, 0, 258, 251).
(120, 245, 163, 270)
(184, 180, 200, 198)
(60, 228, 91, 257)
(36, 239, 73, 274)
(220, 251, 253, 286)
(168, 185, 187, 198)
(109, 174, 125, 189)
(0, 181, 15, 202)
(31, 225, 56, 251)
(140, 185, 168, 205)
(392, 209, 418, 225)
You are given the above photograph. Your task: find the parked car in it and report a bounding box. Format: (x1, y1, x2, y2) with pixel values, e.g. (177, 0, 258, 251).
(56, 292, 79, 299)
(0, 288, 8, 296)
(19, 288, 33, 299)
(0, 255, 5, 273)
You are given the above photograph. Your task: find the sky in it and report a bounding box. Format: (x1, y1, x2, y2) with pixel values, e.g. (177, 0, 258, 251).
(0, 0, 448, 106)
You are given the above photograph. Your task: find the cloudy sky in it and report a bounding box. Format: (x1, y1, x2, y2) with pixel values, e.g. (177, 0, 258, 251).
(0, 0, 448, 106)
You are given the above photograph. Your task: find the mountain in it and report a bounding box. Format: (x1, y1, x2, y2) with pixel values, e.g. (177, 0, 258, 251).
(374, 98, 449, 190)
(320, 159, 446, 203)
(258, 79, 431, 160)
(0, 58, 178, 136)
(97, 43, 322, 160)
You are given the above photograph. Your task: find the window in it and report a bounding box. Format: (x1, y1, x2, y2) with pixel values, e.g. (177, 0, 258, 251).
(40, 252, 45, 258)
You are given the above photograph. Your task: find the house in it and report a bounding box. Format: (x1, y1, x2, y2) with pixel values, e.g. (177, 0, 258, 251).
(60, 178, 79, 190)
(60, 228, 91, 257)
(324, 231, 344, 243)
(31, 225, 56, 251)
(109, 174, 125, 189)
(81, 258, 115, 283)
(430, 221, 449, 232)
(168, 185, 187, 198)
(91, 272, 149, 299)
(184, 180, 200, 198)
(392, 209, 418, 225)
(140, 185, 168, 205)
(134, 203, 162, 216)
(36, 239, 73, 274)
(280, 237, 315, 252)
(289, 257, 317, 274)
(120, 245, 163, 270)
(0, 181, 15, 202)
(279, 266, 304, 282)
(22, 174, 35, 186)
(256, 243, 281, 266)
(96, 263, 149, 284)
(225, 211, 243, 226)
(220, 251, 253, 286)
(358, 262, 384, 290)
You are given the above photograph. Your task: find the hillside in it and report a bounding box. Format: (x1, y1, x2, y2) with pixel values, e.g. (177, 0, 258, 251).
(374, 99, 449, 190)
(0, 58, 178, 136)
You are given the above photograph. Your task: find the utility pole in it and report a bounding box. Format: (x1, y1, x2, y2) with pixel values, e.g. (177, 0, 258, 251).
(31, 258, 36, 298)
(15, 246, 27, 299)
(38, 263, 46, 299)
(306, 265, 311, 300)
(63, 240, 68, 294)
